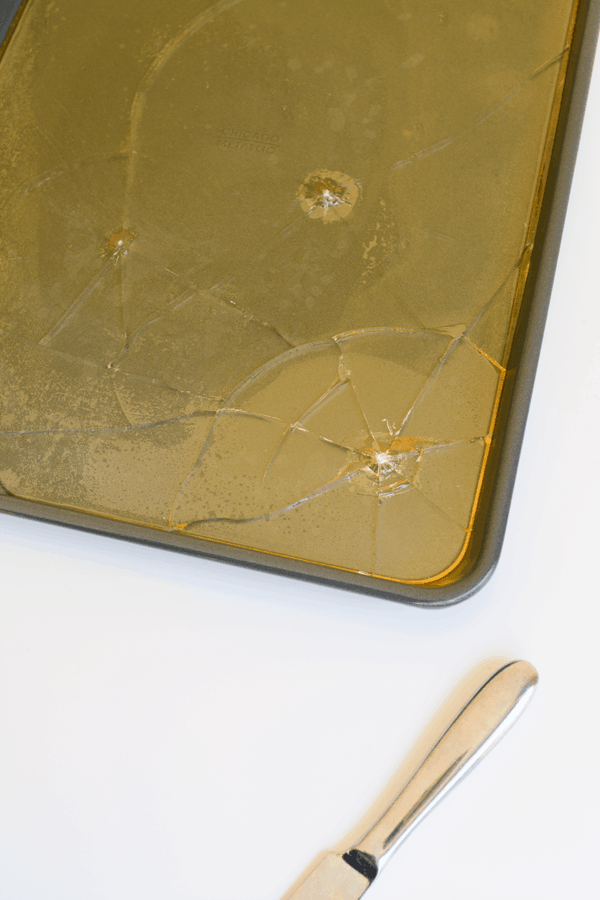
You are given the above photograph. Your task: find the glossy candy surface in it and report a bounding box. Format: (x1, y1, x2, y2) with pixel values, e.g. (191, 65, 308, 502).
(0, 0, 579, 596)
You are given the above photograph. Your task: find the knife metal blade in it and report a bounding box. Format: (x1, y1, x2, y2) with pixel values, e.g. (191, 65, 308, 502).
(285, 660, 538, 900)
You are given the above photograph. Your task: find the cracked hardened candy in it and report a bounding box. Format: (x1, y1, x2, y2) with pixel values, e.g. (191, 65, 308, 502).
(0, 0, 579, 587)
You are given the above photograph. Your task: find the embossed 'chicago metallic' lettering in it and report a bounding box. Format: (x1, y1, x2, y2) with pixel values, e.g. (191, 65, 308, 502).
(220, 127, 280, 143)
(218, 138, 277, 154)
(218, 128, 280, 155)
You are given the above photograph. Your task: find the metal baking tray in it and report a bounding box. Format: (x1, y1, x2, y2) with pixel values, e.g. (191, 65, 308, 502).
(1, 0, 598, 604)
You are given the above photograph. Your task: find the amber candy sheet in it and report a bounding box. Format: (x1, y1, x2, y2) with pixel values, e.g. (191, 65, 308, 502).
(0, 0, 577, 583)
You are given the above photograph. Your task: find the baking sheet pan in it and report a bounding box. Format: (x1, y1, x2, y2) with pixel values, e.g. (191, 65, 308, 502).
(0, 0, 597, 603)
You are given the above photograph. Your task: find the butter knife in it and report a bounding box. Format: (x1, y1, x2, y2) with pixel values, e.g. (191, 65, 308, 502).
(286, 659, 537, 900)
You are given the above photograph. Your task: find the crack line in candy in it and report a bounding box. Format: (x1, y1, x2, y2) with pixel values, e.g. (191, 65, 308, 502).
(168, 327, 483, 534)
(108, 310, 177, 370)
(124, 0, 253, 209)
(37, 258, 118, 346)
(117, 1, 302, 357)
(219, 407, 306, 428)
(41, 237, 293, 372)
(296, 372, 370, 432)
(289, 373, 374, 454)
(1, 328, 223, 404)
(209, 218, 300, 286)
(232, 405, 365, 465)
(260, 375, 355, 484)
(202, 217, 303, 348)
(118, 238, 126, 353)
(179, 467, 370, 531)
(372, 486, 463, 578)
(0, 151, 130, 218)
(331, 326, 455, 438)
(2, 162, 69, 210)
(462, 253, 525, 339)
(112, 228, 298, 360)
(333, 325, 441, 340)
(8, 246, 513, 525)
(167, 394, 370, 528)
(32, 119, 68, 174)
(392, 47, 569, 170)
(331, 338, 380, 448)
(220, 338, 338, 402)
(413, 227, 458, 246)
(396, 261, 524, 436)
(168, 406, 292, 526)
(420, 436, 487, 454)
(107, 280, 203, 370)
(330, 211, 425, 332)
(31, 119, 113, 235)
(111, 380, 134, 427)
(397, 335, 466, 436)
(289, 427, 370, 458)
(43, 101, 127, 223)
(462, 337, 506, 372)
(0, 411, 214, 438)
(412, 484, 469, 532)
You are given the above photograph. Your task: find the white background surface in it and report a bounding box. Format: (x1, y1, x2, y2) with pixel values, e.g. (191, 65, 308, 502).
(2, 35, 600, 900)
